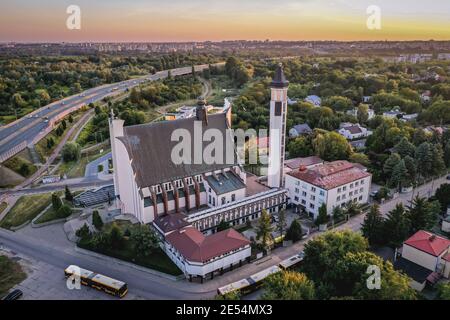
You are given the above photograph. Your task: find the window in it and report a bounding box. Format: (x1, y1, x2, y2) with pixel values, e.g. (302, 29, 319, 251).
(302, 191, 307, 197)
(361, 180, 365, 184)
(295, 188, 300, 193)
(301, 199, 306, 205)
(309, 203, 315, 209)
(336, 196, 341, 201)
(221, 197, 226, 205)
(208, 187, 211, 193)
(359, 196, 363, 201)
(338, 188, 341, 193)
(212, 198, 216, 206)
(231, 194, 236, 202)
(319, 190, 325, 196)
(310, 195, 316, 201)
(360, 187, 364, 193)
(311, 186, 316, 192)
(274, 101, 282, 116)
(349, 191, 353, 197)
(342, 194, 346, 200)
(144, 197, 152, 207)
(208, 195, 211, 204)
(355, 181, 359, 187)
(294, 196, 299, 202)
(343, 186, 347, 191)
(350, 183, 354, 188)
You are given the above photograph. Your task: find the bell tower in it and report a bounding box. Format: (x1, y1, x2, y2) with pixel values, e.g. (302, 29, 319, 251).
(268, 63, 289, 188)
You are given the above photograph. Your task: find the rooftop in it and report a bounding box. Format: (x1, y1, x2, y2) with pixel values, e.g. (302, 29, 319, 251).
(270, 64, 289, 88)
(117, 112, 237, 188)
(404, 230, 450, 257)
(204, 171, 246, 195)
(153, 213, 190, 234)
(394, 257, 433, 284)
(165, 227, 250, 263)
(284, 156, 323, 170)
(286, 160, 371, 190)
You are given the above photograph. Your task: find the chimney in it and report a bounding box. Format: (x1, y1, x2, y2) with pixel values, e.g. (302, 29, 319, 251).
(196, 97, 208, 125)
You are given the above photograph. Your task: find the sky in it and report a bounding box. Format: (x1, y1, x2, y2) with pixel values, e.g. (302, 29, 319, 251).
(1, 0, 450, 42)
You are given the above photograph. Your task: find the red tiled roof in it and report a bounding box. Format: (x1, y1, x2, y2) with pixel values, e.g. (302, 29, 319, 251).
(165, 227, 250, 263)
(404, 230, 450, 257)
(287, 160, 371, 190)
(285, 156, 323, 170)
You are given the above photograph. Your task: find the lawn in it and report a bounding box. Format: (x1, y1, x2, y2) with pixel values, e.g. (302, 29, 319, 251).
(34, 205, 80, 225)
(0, 255, 27, 298)
(57, 147, 111, 178)
(0, 202, 7, 215)
(0, 193, 53, 230)
(79, 221, 182, 276)
(3, 155, 37, 178)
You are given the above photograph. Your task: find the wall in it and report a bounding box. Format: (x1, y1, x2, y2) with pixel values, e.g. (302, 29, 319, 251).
(402, 245, 437, 272)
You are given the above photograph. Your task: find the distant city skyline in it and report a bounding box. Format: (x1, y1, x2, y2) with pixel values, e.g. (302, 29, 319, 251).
(1, 0, 450, 42)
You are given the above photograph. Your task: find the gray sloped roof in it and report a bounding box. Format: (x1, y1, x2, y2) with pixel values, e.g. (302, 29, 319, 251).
(118, 113, 237, 188)
(205, 171, 246, 195)
(292, 123, 312, 134)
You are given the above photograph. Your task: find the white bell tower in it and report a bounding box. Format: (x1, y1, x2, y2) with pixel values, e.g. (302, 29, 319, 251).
(268, 63, 289, 188)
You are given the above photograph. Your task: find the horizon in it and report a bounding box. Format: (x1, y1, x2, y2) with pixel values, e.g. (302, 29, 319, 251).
(1, 0, 450, 42)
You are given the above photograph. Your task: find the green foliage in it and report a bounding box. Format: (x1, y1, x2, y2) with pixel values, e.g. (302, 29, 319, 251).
(51, 192, 62, 211)
(394, 138, 416, 158)
(285, 219, 303, 242)
(256, 209, 274, 251)
(349, 153, 370, 166)
(276, 209, 287, 236)
(261, 271, 315, 300)
(56, 204, 72, 219)
(61, 142, 81, 162)
(130, 225, 160, 257)
(361, 204, 384, 246)
(64, 185, 73, 202)
(288, 135, 313, 158)
(315, 203, 329, 226)
(435, 184, 450, 211)
(76, 223, 91, 240)
(383, 204, 411, 248)
(407, 196, 439, 234)
(92, 210, 104, 230)
(215, 291, 241, 300)
(109, 223, 125, 250)
(313, 131, 353, 161)
(225, 56, 252, 87)
(216, 220, 230, 232)
(436, 282, 450, 300)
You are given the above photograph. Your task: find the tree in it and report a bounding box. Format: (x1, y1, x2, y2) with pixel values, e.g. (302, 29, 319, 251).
(92, 210, 103, 230)
(431, 144, 446, 176)
(302, 230, 368, 298)
(332, 206, 345, 222)
(415, 142, 433, 179)
(57, 204, 72, 219)
(288, 136, 313, 158)
(315, 203, 329, 226)
(51, 193, 62, 211)
(344, 200, 362, 217)
(68, 114, 74, 123)
(357, 104, 369, 124)
(436, 282, 450, 300)
(285, 219, 303, 242)
(61, 119, 67, 130)
(349, 153, 370, 167)
(361, 204, 384, 246)
(403, 155, 417, 185)
(394, 138, 415, 158)
(383, 153, 401, 177)
(18, 163, 31, 176)
(75, 223, 91, 241)
(435, 184, 450, 211)
(216, 220, 230, 232)
(383, 204, 411, 248)
(338, 251, 416, 300)
(313, 131, 353, 161)
(276, 209, 287, 237)
(407, 196, 439, 234)
(62, 142, 81, 162)
(130, 225, 159, 257)
(109, 223, 124, 250)
(261, 271, 315, 300)
(444, 141, 450, 168)
(215, 291, 241, 300)
(390, 159, 408, 190)
(256, 209, 274, 252)
(65, 185, 73, 202)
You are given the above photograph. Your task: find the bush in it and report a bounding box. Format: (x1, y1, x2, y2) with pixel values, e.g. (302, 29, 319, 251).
(62, 142, 81, 162)
(92, 210, 103, 230)
(315, 203, 329, 226)
(65, 185, 73, 202)
(51, 193, 62, 211)
(57, 204, 72, 219)
(285, 219, 303, 242)
(76, 223, 91, 240)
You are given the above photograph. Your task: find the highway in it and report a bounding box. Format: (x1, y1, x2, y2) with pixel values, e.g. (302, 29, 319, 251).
(0, 63, 221, 162)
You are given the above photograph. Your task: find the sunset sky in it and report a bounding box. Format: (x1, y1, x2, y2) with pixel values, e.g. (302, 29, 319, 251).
(1, 0, 450, 42)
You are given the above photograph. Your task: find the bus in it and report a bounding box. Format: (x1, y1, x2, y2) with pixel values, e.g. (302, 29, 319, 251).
(64, 265, 128, 298)
(279, 252, 305, 270)
(217, 252, 305, 297)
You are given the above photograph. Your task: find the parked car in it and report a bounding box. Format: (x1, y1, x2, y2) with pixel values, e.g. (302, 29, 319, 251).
(446, 175, 450, 180)
(2, 289, 23, 300)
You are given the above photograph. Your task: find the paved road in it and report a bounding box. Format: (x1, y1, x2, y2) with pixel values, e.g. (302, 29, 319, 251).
(85, 152, 112, 177)
(0, 63, 223, 161)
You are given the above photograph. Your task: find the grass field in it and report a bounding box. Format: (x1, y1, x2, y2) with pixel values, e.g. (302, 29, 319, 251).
(0, 255, 27, 298)
(57, 147, 111, 178)
(0, 202, 7, 215)
(79, 221, 182, 276)
(3, 155, 37, 178)
(0, 193, 53, 230)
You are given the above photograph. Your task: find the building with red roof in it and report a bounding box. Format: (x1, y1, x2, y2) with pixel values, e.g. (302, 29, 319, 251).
(396, 230, 450, 291)
(161, 225, 251, 281)
(285, 160, 372, 219)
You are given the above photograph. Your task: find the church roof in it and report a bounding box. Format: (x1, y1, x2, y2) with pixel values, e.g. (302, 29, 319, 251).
(118, 112, 237, 188)
(205, 171, 246, 195)
(271, 64, 289, 88)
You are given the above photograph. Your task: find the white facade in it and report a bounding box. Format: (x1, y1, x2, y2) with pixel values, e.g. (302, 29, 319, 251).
(338, 124, 372, 140)
(268, 86, 288, 189)
(164, 241, 251, 278)
(285, 172, 371, 219)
